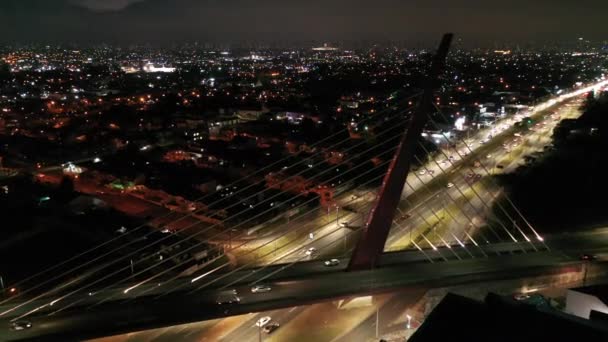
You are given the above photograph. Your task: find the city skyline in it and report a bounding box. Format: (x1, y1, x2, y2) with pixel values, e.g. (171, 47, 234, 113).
(2, 3, 608, 341)
(1, 0, 607, 46)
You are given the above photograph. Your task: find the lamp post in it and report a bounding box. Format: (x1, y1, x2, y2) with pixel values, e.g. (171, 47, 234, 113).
(258, 324, 262, 342)
(375, 308, 379, 338)
(335, 205, 339, 228)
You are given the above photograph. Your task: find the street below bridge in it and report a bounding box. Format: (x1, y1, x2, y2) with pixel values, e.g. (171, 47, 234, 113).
(2, 81, 607, 342)
(3, 227, 608, 341)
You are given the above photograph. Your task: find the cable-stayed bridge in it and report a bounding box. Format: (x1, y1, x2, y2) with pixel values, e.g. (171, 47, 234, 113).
(2, 34, 608, 341)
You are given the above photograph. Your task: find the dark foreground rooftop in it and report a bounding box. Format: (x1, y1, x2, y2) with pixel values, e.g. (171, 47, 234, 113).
(409, 292, 608, 342)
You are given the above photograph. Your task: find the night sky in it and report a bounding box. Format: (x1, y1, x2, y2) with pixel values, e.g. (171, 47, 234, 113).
(0, 0, 606, 45)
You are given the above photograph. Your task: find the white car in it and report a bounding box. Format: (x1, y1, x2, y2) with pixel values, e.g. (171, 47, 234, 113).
(256, 316, 272, 327)
(251, 284, 272, 293)
(446, 183, 454, 188)
(305, 247, 316, 256)
(339, 222, 349, 228)
(418, 169, 427, 175)
(10, 321, 32, 331)
(324, 259, 340, 267)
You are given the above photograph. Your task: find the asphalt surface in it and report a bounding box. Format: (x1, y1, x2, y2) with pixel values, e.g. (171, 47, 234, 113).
(4, 226, 608, 341)
(1, 80, 606, 341)
(267, 82, 588, 267)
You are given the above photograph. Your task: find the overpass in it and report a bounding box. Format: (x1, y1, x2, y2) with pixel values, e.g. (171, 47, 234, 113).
(2, 228, 608, 341)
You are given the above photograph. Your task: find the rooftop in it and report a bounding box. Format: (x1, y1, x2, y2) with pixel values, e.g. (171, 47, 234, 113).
(410, 292, 608, 342)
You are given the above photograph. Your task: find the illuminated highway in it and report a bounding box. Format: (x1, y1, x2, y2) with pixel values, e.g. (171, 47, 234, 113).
(3, 227, 608, 341)
(1, 81, 606, 341)
(245, 89, 588, 267)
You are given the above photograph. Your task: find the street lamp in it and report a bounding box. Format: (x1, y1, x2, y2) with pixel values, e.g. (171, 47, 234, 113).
(258, 324, 262, 342)
(375, 308, 380, 338)
(335, 205, 340, 228)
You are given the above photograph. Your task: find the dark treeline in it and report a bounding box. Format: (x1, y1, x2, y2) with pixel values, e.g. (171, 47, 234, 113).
(494, 91, 608, 232)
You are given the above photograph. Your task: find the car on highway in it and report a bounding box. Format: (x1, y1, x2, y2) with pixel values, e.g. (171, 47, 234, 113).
(401, 213, 412, 220)
(10, 321, 32, 331)
(263, 322, 280, 334)
(446, 182, 454, 188)
(305, 247, 316, 256)
(256, 316, 272, 327)
(324, 258, 340, 267)
(251, 284, 272, 293)
(580, 254, 597, 261)
(418, 169, 427, 175)
(340, 222, 349, 228)
(428, 170, 435, 175)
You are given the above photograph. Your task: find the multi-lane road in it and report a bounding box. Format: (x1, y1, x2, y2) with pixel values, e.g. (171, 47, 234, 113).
(2, 80, 607, 341)
(4, 226, 608, 341)
(243, 84, 592, 268)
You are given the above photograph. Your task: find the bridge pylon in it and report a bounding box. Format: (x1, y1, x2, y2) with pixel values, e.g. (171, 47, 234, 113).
(347, 33, 453, 271)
